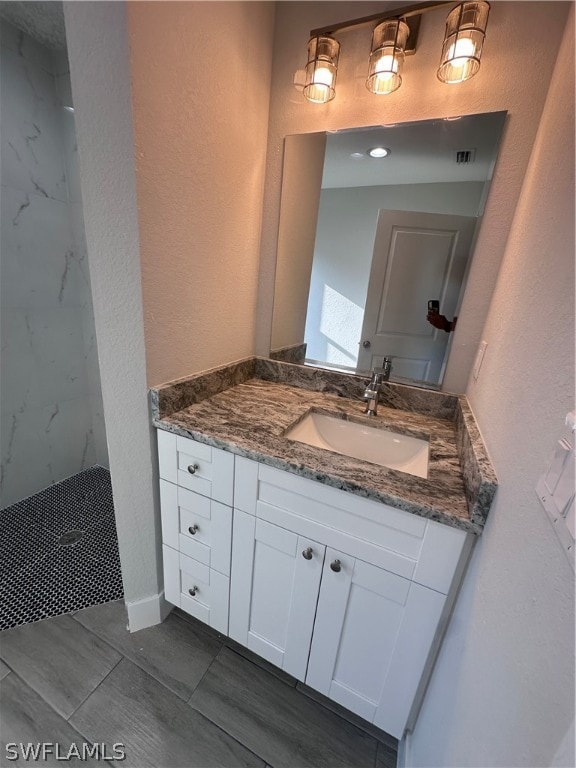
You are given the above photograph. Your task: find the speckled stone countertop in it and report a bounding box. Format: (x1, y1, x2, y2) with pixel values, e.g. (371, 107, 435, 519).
(151, 358, 497, 535)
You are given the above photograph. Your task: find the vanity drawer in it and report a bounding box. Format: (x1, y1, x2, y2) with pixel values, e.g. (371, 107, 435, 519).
(234, 456, 467, 593)
(160, 480, 232, 576)
(157, 430, 234, 506)
(163, 545, 229, 634)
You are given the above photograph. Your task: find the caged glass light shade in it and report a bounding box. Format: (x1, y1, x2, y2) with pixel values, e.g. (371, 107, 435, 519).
(303, 36, 340, 104)
(437, 1, 490, 84)
(366, 19, 410, 95)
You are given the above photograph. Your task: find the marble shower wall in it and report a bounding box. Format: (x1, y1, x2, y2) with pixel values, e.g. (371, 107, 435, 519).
(1, 21, 109, 509)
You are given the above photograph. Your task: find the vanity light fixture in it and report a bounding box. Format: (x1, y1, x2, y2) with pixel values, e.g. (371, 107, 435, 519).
(437, 1, 490, 83)
(366, 19, 410, 95)
(303, 35, 340, 104)
(299, 1, 490, 104)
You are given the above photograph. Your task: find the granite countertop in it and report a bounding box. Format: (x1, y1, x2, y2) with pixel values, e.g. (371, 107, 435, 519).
(151, 358, 497, 535)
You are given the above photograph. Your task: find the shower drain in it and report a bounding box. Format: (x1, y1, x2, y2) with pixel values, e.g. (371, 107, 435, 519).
(58, 529, 85, 547)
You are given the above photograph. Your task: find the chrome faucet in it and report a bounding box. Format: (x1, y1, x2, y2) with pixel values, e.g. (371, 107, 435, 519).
(363, 358, 392, 417)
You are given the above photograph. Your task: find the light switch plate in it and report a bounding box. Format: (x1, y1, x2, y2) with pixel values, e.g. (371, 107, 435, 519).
(472, 341, 488, 381)
(536, 413, 576, 571)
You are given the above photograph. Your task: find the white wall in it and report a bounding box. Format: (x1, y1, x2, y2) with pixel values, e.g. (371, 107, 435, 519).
(127, 1, 275, 386)
(0, 21, 107, 508)
(256, 2, 569, 395)
(305, 181, 484, 366)
(408, 7, 575, 766)
(271, 131, 326, 351)
(64, 1, 276, 618)
(64, 2, 162, 612)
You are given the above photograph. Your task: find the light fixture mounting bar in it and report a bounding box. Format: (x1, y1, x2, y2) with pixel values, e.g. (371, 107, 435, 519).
(309, 1, 454, 37)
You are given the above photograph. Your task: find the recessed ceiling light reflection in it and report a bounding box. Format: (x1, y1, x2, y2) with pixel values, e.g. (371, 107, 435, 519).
(350, 152, 364, 158)
(368, 147, 391, 158)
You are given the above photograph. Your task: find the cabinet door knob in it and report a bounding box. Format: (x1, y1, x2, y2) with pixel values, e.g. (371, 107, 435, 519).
(187, 463, 200, 475)
(188, 586, 199, 597)
(330, 559, 342, 573)
(188, 524, 199, 535)
(302, 547, 314, 560)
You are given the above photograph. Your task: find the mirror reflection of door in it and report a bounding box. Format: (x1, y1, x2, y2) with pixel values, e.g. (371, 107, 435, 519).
(278, 112, 507, 388)
(357, 210, 477, 383)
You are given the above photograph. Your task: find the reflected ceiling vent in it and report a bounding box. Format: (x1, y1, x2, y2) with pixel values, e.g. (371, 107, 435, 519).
(454, 148, 476, 164)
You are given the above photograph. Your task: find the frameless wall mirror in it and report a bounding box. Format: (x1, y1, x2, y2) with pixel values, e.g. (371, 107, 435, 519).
(270, 111, 507, 390)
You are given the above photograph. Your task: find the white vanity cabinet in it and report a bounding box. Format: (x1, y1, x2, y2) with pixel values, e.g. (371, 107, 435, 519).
(157, 430, 472, 740)
(229, 456, 470, 739)
(157, 430, 234, 634)
(306, 549, 446, 738)
(229, 510, 326, 680)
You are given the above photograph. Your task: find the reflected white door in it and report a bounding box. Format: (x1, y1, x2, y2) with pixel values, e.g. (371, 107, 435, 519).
(357, 210, 477, 383)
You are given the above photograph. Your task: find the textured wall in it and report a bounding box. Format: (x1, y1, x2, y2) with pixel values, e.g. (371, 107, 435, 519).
(127, 1, 275, 387)
(0, 1, 66, 50)
(256, 2, 569, 394)
(0, 21, 107, 508)
(64, 2, 162, 608)
(271, 131, 326, 351)
(409, 7, 575, 766)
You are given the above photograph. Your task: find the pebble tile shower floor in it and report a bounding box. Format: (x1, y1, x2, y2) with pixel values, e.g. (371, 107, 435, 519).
(0, 466, 123, 630)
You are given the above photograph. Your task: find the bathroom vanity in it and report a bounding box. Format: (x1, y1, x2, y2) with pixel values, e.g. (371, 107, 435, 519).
(151, 357, 496, 739)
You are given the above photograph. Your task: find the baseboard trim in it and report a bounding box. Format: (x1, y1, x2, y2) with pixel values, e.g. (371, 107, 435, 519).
(397, 732, 411, 768)
(126, 590, 172, 632)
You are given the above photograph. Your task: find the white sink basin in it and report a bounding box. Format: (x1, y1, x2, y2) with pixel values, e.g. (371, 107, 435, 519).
(285, 412, 430, 479)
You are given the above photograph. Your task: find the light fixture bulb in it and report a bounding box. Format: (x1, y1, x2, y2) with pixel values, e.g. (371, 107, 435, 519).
(437, 2, 490, 84)
(314, 66, 334, 86)
(374, 54, 399, 85)
(303, 36, 340, 104)
(448, 35, 476, 61)
(366, 19, 409, 96)
(368, 147, 390, 158)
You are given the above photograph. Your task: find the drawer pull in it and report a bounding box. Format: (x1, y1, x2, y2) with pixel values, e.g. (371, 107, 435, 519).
(188, 586, 199, 597)
(302, 547, 314, 560)
(188, 524, 199, 535)
(187, 464, 200, 475)
(330, 559, 342, 573)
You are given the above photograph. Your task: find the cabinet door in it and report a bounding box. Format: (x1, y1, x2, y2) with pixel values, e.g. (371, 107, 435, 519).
(306, 548, 446, 739)
(229, 510, 325, 681)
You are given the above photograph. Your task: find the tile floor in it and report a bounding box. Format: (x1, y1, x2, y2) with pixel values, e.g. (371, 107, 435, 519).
(0, 600, 398, 768)
(0, 467, 123, 630)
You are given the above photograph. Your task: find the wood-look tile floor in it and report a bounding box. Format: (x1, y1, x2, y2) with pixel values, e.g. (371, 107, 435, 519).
(0, 600, 398, 768)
